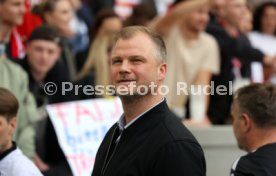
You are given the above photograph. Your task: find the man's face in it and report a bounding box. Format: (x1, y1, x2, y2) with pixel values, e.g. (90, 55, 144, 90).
(224, 0, 246, 27)
(185, 4, 210, 33)
(0, 0, 25, 26)
(110, 33, 166, 97)
(0, 116, 15, 154)
(27, 40, 60, 75)
(231, 101, 246, 150)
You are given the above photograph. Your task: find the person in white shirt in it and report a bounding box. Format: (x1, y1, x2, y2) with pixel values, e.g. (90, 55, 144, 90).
(153, 0, 220, 126)
(248, 1, 276, 83)
(0, 88, 42, 176)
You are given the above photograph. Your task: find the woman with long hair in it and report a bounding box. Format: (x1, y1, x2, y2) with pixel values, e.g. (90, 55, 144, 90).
(75, 31, 117, 99)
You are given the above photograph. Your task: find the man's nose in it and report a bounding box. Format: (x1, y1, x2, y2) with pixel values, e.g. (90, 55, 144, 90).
(41, 51, 48, 60)
(119, 60, 131, 74)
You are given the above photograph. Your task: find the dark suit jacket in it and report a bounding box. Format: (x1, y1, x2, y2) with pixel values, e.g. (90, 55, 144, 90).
(92, 100, 206, 176)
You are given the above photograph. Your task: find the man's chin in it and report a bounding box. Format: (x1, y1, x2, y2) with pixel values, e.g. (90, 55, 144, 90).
(116, 90, 146, 97)
(116, 91, 137, 97)
(115, 82, 137, 90)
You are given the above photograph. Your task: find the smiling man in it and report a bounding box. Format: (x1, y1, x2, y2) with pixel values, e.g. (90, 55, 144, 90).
(92, 26, 206, 176)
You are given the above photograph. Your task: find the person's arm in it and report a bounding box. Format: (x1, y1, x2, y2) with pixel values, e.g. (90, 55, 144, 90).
(236, 35, 276, 66)
(187, 35, 220, 124)
(152, 2, 191, 36)
(33, 154, 50, 172)
(183, 70, 213, 127)
(194, 70, 213, 118)
(263, 55, 276, 66)
(13, 66, 37, 159)
(151, 141, 206, 176)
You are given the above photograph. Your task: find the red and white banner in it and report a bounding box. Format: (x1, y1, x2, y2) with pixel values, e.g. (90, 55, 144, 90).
(47, 98, 123, 176)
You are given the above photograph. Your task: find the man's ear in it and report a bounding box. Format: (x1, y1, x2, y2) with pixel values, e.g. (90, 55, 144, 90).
(241, 113, 252, 133)
(8, 117, 17, 135)
(158, 63, 167, 82)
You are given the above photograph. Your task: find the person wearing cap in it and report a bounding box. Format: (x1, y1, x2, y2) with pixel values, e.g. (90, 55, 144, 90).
(153, 0, 220, 126)
(18, 24, 72, 107)
(17, 24, 74, 175)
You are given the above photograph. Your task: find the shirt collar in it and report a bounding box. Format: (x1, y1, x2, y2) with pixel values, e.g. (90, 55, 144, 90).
(0, 141, 17, 161)
(117, 98, 165, 131)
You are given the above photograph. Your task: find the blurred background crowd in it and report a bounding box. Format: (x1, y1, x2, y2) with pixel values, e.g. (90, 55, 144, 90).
(1, 0, 276, 175)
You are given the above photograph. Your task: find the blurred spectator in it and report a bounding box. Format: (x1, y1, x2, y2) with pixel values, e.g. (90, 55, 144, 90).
(19, 25, 72, 107)
(67, 0, 93, 31)
(76, 31, 116, 100)
(239, 6, 253, 34)
(66, 0, 90, 54)
(238, 6, 265, 83)
(0, 88, 42, 176)
(75, 1, 94, 29)
(77, 8, 121, 74)
(42, 0, 74, 39)
(124, 4, 156, 26)
(153, 0, 220, 126)
(0, 0, 26, 60)
(252, 1, 276, 36)
(231, 83, 276, 176)
(39, 0, 78, 80)
(90, 8, 122, 43)
(206, 0, 276, 124)
(209, 0, 226, 22)
(66, 0, 93, 73)
(0, 57, 38, 160)
(248, 1, 276, 82)
(18, 25, 73, 176)
(16, 0, 42, 44)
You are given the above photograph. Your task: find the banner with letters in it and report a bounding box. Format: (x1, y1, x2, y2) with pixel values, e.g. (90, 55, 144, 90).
(46, 97, 123, 176)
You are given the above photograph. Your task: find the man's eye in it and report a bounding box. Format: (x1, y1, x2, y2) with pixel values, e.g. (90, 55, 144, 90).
(131, 58, 144, 64)
(112, 60, 121, 64)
